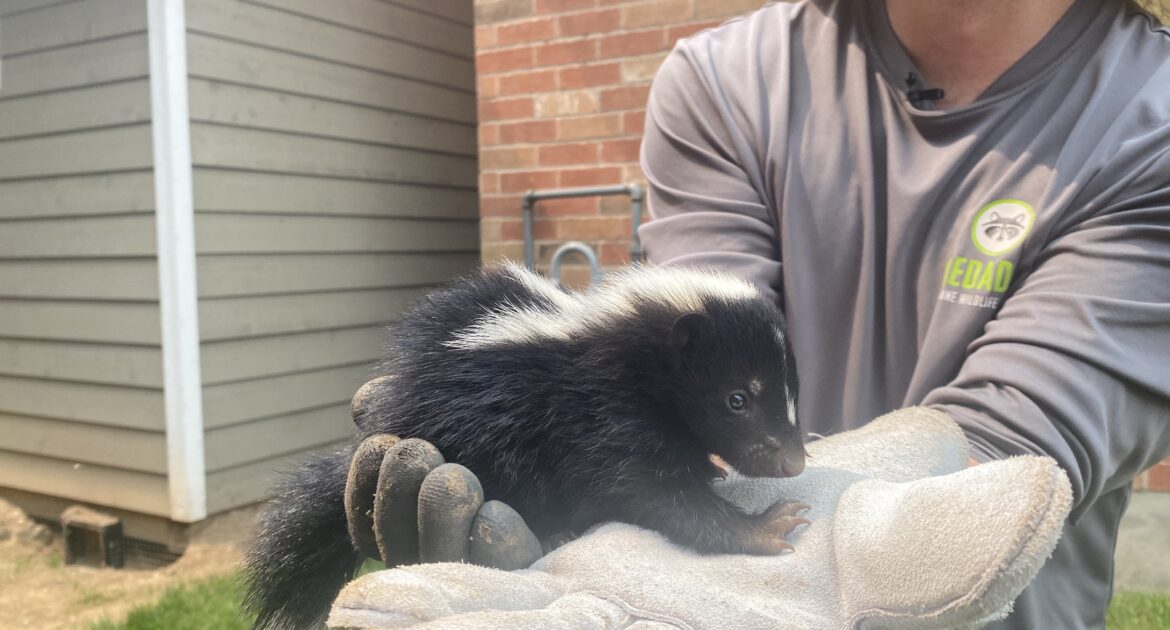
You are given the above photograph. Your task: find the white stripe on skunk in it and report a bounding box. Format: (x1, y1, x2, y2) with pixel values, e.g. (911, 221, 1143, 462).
(445, 263, 763, 350)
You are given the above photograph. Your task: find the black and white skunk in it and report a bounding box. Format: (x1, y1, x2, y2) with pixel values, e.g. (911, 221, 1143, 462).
(245, 263, 807, 628)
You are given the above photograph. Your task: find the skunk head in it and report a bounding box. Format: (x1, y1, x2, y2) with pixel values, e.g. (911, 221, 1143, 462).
(660, 297, 805, 479)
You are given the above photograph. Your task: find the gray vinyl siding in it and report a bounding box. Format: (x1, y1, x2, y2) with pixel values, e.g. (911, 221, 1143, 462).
(0, 0, 170, 516)
(185, 0, 478, 512)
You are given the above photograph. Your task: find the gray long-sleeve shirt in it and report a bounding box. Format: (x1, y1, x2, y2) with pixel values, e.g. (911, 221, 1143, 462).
(637, 0, 1170, 627)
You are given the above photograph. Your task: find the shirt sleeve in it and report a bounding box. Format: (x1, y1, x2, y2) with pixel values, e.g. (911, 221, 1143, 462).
(924, 150, 1170, 521)
(637, 44, 784, 300)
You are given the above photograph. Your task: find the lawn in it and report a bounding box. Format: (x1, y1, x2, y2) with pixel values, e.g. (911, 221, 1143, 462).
(90, 573, 1170, 629)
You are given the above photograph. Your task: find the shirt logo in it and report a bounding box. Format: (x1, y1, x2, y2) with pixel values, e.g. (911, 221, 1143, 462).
(938, 199, 1035, 310)
(970, 199, 1035, 256)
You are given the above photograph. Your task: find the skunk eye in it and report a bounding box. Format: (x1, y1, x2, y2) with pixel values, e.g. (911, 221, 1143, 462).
(727, 392, 747, 412)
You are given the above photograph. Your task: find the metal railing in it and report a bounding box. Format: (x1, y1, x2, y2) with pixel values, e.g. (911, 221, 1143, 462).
(521, 184, 645, 286)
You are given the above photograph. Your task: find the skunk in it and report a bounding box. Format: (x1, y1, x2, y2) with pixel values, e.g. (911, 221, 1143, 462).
(245, 263, 807, 628)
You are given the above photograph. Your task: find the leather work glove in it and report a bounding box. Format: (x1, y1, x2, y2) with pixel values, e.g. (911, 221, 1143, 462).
(343, 377, 544, 571)
(328, 408, 1073, 629)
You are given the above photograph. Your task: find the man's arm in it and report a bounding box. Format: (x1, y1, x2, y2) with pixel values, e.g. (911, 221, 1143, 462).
(638, 44, 784, 300)
(923, 154, 1170, 519)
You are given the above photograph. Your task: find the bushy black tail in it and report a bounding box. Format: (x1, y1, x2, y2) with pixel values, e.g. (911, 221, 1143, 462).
(243, 447, 361, 629)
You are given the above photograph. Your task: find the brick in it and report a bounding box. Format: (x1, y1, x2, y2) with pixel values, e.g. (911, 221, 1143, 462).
(601, 195, 633, 215)
(477, 47, 534, 74)
(478, 96, 535, 121)
(599, 29, 668, 59)
(558, 113, 623, 140)
(558, 8, 620, 37)
(475, 25, 497, 49)
(479, 146, 539, 170)
(538, 197, 598, 216)
(480, 194, 522, 217)
(601, 138, 641, 162)
(479, 123, 500, 147)
(622, 0, 693, 28)
(496, 17, 557, 45)
(547, 264, 594, 291)
(499, 119, 557, 143)
(622, 109, 647, 134)
(598, 240, 634, 265)
(537, 0, 597, 13)
(1147, 462, 1170, 492)
(695, 0, 766, 20)
(490, 217, 557, 241)
(481, 241, 526, 265)
(535, 39, 597, 66)
(476, 0, 535, 25)
(536, 90, 599, 117)
(499, 69, 559, 95)
(600, 85, 650, 111)
(501, 170, 559, 193)
(557, 215, 630, 240)
(668, 20, 722, 42)
(477, 75, 499, 99)
(621, 164, 648, 183)
(560, 166, 623, 187)
(539, 142, 600, 166)
(559, 62, 621, 89)
(621, 53, 669, 83)
(479, 172, 500, 194)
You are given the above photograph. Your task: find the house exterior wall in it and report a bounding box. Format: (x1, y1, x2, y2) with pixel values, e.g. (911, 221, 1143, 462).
(182, 0, 481, 514)
(0, 0, 173, 517)
(471, 0, 1170, 490)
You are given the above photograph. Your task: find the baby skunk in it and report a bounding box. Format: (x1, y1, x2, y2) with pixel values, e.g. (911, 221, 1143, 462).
(245, 263, 807, 628)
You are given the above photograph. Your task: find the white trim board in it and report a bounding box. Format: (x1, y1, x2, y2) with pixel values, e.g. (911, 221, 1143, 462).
(147, 0, 207, 522)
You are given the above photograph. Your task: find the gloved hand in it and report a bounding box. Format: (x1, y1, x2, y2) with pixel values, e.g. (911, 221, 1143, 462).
(343, 377, 544, 570)
(328, 408, 1073, 630)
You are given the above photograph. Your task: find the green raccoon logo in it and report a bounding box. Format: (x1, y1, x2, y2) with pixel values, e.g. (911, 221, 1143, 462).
(970, 200, 1035, 256)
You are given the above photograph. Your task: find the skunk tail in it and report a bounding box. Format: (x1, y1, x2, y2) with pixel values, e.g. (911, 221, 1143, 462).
(243, 447, 360, 629)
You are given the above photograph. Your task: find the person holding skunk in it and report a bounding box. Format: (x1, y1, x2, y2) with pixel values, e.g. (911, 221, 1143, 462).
(252, 0, 1170, 628)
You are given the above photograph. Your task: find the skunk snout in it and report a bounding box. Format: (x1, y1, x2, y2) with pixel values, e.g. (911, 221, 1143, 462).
(779, 450, 805, 477)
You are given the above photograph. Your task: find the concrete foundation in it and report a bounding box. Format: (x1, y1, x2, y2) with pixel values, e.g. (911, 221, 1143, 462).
(1114, 491, 1170, 593)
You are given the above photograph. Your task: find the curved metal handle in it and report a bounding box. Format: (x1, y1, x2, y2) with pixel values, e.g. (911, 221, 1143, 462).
(549, 241, 602, 288)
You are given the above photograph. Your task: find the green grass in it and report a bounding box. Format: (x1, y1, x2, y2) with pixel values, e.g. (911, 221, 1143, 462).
(1108, 591, 1170, 630)
(87, 572, 1170, 630)
(89, 575, 253, 630)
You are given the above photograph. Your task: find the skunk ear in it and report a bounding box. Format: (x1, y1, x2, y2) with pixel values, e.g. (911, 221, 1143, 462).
(667, 312, 709, 359)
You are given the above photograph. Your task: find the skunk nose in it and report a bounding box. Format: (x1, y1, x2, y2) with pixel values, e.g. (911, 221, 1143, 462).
(780, 450, 805, 477)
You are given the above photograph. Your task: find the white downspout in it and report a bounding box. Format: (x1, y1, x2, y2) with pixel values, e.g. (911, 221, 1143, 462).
(147, 0, 206, 522)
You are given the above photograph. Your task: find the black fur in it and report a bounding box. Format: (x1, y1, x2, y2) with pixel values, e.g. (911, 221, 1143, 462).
(244, 264, 804, 628)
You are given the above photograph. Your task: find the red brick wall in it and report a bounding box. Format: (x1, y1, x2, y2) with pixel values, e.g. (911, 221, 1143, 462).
(473, 0, 768, 287)
(472, 0, 1170, 491)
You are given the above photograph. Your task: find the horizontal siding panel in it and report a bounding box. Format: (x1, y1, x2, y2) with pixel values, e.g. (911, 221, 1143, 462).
(192, 169, 477, 220)
(195, 214, 478, 255)
(0, 259, 157, 300)
(387, 0, 473, 27)
(186, 33, 475, 123)
(189, 124, 477, 187)
(201, 325, 385, 385)
(0, 338, 162, 387)
(0, 0, 74, 18)
(0, 449, 169, 516)
(0, 375, 164, 430)
(198, 287, 424, 341)
(247, 0, 472, 57)
(196, 252, 478, 298)
(0, 171, 155, 220)
(202, 363, 372, 429)
(187, 80, 475, 156)
(0, 124, 153, 180)
(0, 33, 148, 99)
(0, 0, 146, 56)
(0, 214, 155, 258)
(0, 300, 160, 344)
(0, 80, 151, 140)
(0, 412, 165, 474)
(205, 444, 343, 513)
(188, 0, 472, 90)
(204, 403, 351, 472)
